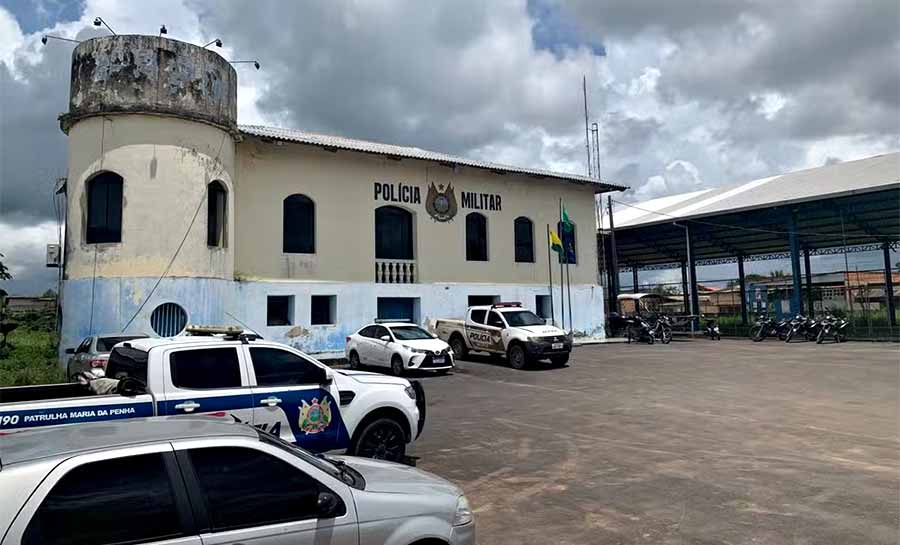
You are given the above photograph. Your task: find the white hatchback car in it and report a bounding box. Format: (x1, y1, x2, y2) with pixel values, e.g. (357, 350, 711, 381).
(346, 321, 454, 376)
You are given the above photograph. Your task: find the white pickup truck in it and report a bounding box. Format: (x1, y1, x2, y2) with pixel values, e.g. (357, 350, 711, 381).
(0, 329, 426, 462)
(433, 303, 573, 369)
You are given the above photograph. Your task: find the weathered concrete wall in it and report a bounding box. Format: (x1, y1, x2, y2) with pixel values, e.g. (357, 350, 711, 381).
(59, 276, 604, 359)
(60, 276, 231, 357)
(65, 115, 235, 280)
(234, 137, 601, 286)
(63, 35, 237, 133)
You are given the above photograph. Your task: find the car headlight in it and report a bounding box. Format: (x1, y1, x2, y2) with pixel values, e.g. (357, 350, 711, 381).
(453, 495, 473, 526)
(405, 346, 428, 354)
(404, 385, 417, 400)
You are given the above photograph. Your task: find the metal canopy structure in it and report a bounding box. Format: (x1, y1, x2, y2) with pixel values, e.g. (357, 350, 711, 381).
(599, 153, 900, 325)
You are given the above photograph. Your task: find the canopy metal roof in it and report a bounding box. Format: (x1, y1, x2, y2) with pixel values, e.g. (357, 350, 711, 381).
(602, 153, 900, 269)
(240, 124, 626, 193)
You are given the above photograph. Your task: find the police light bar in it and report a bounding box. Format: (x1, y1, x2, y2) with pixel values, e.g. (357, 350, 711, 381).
(184, 325, 245, 336)
(373, 318, 413, 323)
(491, 302, 522, 309)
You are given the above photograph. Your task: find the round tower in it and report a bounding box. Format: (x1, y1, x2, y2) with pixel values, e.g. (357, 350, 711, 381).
(60, 35, 238, 349)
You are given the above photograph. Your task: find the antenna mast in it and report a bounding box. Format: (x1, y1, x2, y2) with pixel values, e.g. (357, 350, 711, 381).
(583, 75, 591, 177)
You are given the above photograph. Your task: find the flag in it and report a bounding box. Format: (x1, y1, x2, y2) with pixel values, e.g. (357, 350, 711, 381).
(549, 229, 564, 254)
(561, 206, 574, 232)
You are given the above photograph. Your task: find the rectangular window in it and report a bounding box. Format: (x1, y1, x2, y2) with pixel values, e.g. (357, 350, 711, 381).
(470, 309, 487, 324)
(170, 347, 241, 389)
(310, 295, 336, 325)
(535, 295, 551, 320)
(377, 297, 419, 322)
(187, 447, 322, 532)
(23, 453, 183, 545)
(468, 295, 499, 306)
(249, 347, 325, 386)
(267, 295, 293, 326)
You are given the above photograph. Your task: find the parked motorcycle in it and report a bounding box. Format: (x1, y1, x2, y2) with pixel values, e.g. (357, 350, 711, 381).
(784, 314, 811, 342)
(649, 314, 673, 344)
(749, 314, 791, 342)
(625, 317, 655, 345)
(803, 316, 824, 342)
(816, 313, 849, 344)
(703, 318, 721, 341)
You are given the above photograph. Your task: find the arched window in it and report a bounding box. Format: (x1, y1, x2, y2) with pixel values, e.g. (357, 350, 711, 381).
(283, 194, 315, 254)
(466, 212, 488, 261)
(207, 181, 227, 247)
(514, 217, 534, 263)
(86, 172, 123, 244)
(557, 221, 577, 264)
(375, 206, 413, 260)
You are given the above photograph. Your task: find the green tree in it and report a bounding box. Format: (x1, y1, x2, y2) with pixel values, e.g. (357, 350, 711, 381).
(0, 253, 11, 281)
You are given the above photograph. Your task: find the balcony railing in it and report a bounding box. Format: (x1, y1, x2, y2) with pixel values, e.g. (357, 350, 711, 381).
(376, 259, 417, 283)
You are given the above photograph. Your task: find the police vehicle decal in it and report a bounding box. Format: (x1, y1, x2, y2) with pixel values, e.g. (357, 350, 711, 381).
(0, 401, 155, 431)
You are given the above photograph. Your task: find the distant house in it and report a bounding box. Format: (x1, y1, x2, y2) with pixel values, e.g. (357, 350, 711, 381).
(5, 296, 56, 316)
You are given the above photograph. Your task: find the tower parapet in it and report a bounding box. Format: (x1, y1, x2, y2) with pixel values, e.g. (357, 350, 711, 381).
(61, 34, 238, 135)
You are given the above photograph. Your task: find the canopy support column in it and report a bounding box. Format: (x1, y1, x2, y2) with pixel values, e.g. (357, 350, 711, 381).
(884, 243, 896, 327)
(632, 267, 639, 294)
(681, 261, 689, 314)
(737, 254, 748, 325)
(607, 196, 619, 314)
(686, 224, 700, 321)
(804, 248, 814, 316)
(788, 210, 803, 315)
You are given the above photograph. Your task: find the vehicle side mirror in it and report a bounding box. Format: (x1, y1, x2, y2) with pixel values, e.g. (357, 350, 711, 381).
(380, 335, 391, 342)
(65, 348, 75, 354)
(116, 377, 147, 397)
(430, 333, 438, 339)
(319, 371, 333, 386)
(317, 491, 344, 518)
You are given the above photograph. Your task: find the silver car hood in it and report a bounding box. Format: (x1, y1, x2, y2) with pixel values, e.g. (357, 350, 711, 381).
(335, 456, 460, 523)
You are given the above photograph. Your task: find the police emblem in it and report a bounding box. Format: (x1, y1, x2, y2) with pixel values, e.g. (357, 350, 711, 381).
(426, 182, 458, 222)
(298, 397, 332, 434)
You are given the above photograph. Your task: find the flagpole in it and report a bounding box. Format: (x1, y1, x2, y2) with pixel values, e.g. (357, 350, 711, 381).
(558, 197, 565, 331)
(565, 244, 573, 334)
(546, 225, 555, 326)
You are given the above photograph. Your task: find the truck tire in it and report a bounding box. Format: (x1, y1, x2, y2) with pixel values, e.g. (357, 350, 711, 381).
(350, 417, 407, 462)
(449, 335, 468, 360)
(391, 355, 404, 377)
(348, 350, 361, 369)
(507, 343, 528, 370)
(550, 354, 569, 366)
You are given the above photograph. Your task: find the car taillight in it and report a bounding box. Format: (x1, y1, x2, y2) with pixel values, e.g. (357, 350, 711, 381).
(89, 358, 107, 368)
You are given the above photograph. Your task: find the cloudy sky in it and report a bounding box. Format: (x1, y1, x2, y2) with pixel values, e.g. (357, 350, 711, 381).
(1, 0, 898, 295)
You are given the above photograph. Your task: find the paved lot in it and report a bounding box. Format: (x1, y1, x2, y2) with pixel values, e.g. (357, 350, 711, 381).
(407, 340, 898, 545)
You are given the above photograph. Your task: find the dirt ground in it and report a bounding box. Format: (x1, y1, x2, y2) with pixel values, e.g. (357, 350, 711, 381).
(406, 339, 899, 545)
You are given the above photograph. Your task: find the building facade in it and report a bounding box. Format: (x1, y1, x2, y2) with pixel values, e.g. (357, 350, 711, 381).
(59, 35, 622, 355)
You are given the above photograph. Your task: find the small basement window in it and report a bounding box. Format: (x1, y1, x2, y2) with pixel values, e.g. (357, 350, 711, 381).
(310, 295, 336, 325)
(468, 295, 499, 307)
(267, 296, 293, 326)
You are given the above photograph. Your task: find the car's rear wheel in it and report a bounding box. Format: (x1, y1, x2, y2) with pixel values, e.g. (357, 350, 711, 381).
(450, 336, 468, 360)
(351, 418, 406, 462)
(391, 355, 404, 376)
(508, 344, 528, 370)
(348, 350, 361, 369)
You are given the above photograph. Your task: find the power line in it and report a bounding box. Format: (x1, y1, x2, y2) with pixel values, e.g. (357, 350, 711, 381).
(610, 199, 897, 240)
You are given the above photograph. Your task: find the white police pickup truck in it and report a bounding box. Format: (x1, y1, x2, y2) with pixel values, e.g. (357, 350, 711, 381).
(433, 302, 572, 370)
(0, 328, 426, 463)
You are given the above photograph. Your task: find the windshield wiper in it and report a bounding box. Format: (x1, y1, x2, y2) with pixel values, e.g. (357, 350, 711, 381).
(315, 453, 356, 485)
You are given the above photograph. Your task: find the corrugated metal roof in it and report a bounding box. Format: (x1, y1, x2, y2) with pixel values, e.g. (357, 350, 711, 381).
(239, 124, 626, 192)
(606, 152, 900, 229)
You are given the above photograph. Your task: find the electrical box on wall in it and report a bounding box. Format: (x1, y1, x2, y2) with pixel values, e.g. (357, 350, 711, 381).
(46, 244, 60, 268)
